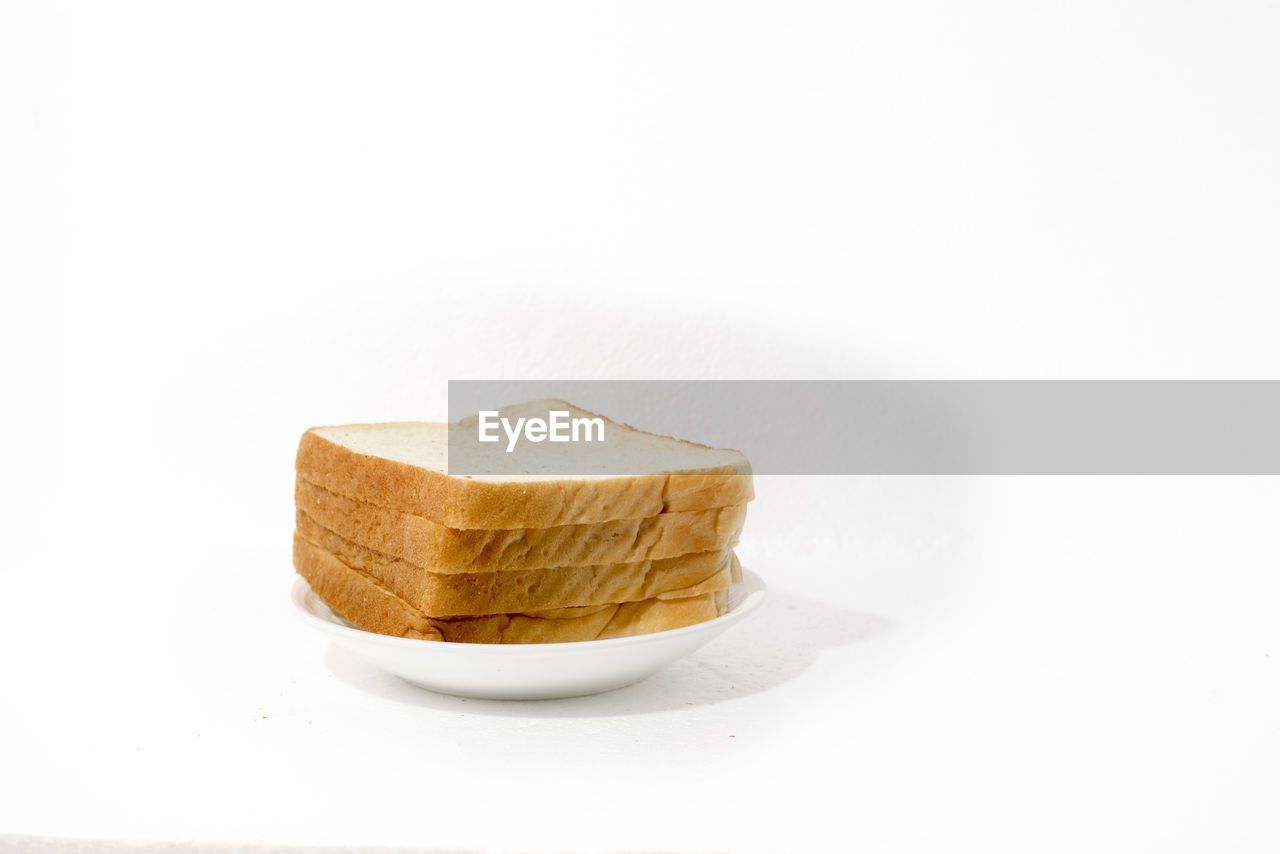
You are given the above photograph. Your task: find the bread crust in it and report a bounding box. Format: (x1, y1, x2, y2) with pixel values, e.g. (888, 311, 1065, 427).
(293, 538, 729, 643)
(295, 477, 747, 573)
(296, 510, 739, 616)
(295, 422, 753, 529)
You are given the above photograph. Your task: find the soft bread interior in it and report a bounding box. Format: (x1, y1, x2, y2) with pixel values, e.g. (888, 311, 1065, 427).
(313, 400, 749, 481)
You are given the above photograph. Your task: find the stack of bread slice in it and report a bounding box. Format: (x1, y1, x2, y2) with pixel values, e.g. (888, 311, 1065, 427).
(292, 405, 753, 643)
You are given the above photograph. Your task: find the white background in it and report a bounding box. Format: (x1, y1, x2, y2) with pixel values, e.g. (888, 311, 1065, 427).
(2, 2, 1278, 852)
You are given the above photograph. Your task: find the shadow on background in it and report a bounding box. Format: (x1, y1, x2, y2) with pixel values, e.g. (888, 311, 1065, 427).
(323, 586, 889, 717)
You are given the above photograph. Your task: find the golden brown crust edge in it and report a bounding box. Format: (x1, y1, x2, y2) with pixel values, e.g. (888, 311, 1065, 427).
(295, 477, 748, 573)
(296, 510, 739, 617)
(295, 427, 753, 529)
(293, 537, 730, 643)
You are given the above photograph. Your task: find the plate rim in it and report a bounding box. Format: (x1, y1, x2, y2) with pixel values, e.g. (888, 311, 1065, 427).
(290, 568, 768, 654)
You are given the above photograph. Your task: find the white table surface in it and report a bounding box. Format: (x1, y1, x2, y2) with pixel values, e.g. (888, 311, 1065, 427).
(2, 475, 1277, 853)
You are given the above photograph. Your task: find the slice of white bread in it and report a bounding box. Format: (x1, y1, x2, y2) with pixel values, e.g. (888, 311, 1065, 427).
(296, 400, 753, 529)
(294, 537, 729, 643)
(295, 510, 740, 617)
(295, 477, 747, 573)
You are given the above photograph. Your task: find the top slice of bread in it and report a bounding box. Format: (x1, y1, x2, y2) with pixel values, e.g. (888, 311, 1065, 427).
(296, 399, 753, 529)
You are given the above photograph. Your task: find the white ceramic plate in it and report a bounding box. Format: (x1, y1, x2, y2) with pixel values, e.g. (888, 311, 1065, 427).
(291, 569, 767, 700)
